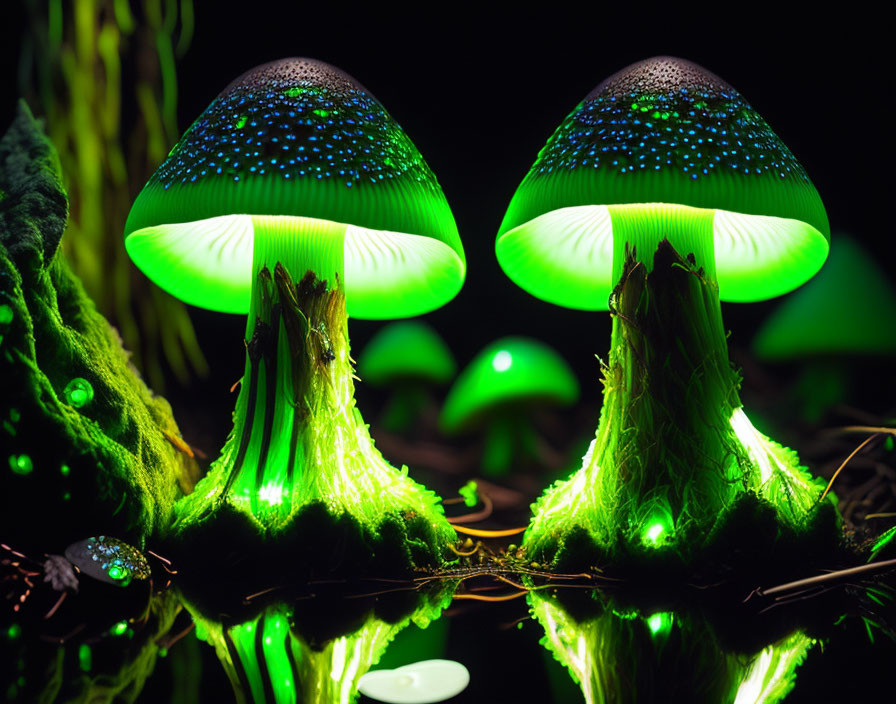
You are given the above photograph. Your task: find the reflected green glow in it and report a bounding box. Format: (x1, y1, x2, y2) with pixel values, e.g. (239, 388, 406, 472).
(645, 612, 672, 638)
(188, 599, 448, 704)
(530, 593, 815, 704)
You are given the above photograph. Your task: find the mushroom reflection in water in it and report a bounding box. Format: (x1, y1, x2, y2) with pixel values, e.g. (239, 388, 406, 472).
(529, 591, 815, 704)
(187, 592, 453, 704)
(497, 57, 834, 562)
(124, 59, 465, 549)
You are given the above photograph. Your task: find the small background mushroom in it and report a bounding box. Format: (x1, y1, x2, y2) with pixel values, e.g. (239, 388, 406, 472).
(440, 337, 579, 477)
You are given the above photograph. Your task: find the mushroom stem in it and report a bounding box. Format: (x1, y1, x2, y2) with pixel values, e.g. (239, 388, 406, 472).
(381, 384, 430, 434)
(175, 216, 454, 538)
(481, 415, 517, 476)
(526, 240, 824, 560)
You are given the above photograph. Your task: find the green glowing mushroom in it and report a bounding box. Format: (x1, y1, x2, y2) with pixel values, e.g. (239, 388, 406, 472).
(440, 337, 579, 476)
(358, 321, 456, 433)
(125, 58, 464, 543)
(752, 236, 896, 422)
(530, 591, 816, 704)
(500, 57, 830, 562)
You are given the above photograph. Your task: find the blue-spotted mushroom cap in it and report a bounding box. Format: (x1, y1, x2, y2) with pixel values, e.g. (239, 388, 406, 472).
(497, 56, 829, 309)
(124, 58, 465, 319)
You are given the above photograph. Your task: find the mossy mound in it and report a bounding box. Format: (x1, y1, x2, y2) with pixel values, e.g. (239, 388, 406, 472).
(163, 499, 450, 625)
(0, 102, 195, 550)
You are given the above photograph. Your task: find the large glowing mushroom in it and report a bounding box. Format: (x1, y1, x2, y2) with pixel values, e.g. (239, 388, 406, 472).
(125, 58, 464, 544)
(498, 57, 832, 562)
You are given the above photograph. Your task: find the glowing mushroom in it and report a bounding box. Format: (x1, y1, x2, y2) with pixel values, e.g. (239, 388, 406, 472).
(752, 236, 896, 422)
(125, 59, 464, 542)
(358, 321, 456, 433)
(499, 57, 831, 561)
(439, 337, 578, 476)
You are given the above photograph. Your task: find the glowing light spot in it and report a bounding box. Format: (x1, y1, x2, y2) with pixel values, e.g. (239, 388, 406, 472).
(258, 483, 284, 505)
(642, 521, 666, 546)
(110, 621, 128, 636)
(78, 644, 92, 672)
(235, 115, 248, 129)
(60, 464, 70, 476)
(63, 378, 94, 409)
(492, 350, 513, 372)
(9, 454, 32, 476)
(7, 624, 21, 640)
(646, 612, 673, 637)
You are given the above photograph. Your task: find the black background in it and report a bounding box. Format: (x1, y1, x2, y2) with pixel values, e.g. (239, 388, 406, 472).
(1, 3, 894, 702)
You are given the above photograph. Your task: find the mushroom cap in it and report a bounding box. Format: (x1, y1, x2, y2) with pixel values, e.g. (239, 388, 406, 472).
(358, 321, 456, 386)
(496, 56, 829, 310)
(752, 236, 896, 360)
(125, 58, 465, 319)
(440, 337, 579, 434)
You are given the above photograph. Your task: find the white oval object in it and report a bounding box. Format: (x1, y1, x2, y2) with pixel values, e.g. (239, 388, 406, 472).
(357, 659, 470, 703)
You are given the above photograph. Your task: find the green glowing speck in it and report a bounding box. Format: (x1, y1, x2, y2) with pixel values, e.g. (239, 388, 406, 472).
(0, 304, 12, 325)
(63, 378, 94, 408)
(284, 87, 304, 98)
(235, 115, 248, 129)
(7, 624, 21, 640)
(886, 437, 894, 452)
(63, 492, 71, 501)
(458, 480, 478, 508)
(646, 612, 673, 637)
(631, 102, 638, 110)
(492, 350, 513, 372)
(158, 648, 168, 658)
(107, 565, 127, 580)
(60, 464, 70, 476)
(111, 621, 128, 636)
(9, 454, 32, 475)
(8, 408, 19, 422)
(258, 483, 284, 505)
(643, 522, 666, 546)
(78, 644, 92, 672)
(313, 109, 329, 117)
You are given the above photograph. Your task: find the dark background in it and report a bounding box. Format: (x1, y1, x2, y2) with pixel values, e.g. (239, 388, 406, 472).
(2, 3, 894, 703)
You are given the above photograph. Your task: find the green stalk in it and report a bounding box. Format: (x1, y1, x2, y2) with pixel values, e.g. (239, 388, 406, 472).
(175, 216, 455, 540)
(526, 205, 824, 560)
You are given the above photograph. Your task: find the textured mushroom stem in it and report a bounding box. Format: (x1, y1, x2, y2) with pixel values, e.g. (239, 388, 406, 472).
(526, 232, 824, 561)
(176, 216, 455, 538)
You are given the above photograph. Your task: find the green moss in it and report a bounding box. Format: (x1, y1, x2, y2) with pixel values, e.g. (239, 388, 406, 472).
(524, 242, 831, 568)
(0, 102, 194, 547)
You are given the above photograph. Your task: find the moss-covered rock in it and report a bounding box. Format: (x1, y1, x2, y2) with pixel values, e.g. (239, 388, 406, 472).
(0, 102, 195, 550)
